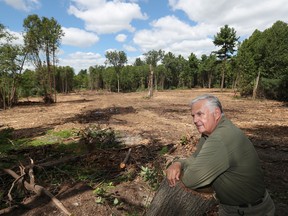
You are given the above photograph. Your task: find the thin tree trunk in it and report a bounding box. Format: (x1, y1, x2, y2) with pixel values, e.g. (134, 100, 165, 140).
(252, 70, 261, 100)
(117, 73, 120, 93)
(147, 64, 154, 98)
(145, 179, 217, 216)
(220, 69, 225, 91)
(208, 73, 212, 88)
(220, 59, 226, 92)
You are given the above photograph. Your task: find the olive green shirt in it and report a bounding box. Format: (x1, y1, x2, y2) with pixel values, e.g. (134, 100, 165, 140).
(177, 116, 265, 205)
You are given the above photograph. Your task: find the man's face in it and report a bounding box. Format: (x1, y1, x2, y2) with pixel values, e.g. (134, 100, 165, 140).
(191, 99, 220, 135)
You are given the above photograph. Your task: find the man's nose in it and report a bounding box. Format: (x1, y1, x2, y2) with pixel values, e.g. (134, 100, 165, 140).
(193, 116, 197, 123)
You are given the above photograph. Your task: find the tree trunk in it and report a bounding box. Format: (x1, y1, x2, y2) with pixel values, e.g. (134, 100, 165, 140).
(147, 64, 154, 98)
(220, 69, 225, 92)
(208, 73, 212, 88)
(220, 59, 227, 92)
(117, 73, 120, 93)
(252, 70, 261, 100)
(145, 179, 217, 216)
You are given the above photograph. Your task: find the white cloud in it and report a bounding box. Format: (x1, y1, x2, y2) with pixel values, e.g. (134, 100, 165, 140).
(115, 34, 127, 42)
(133, 15, 217, 57)
(68, 0, 148, 34)
(4, 29, 24, 45)
(123, 44, 137, 52)
(168, 0, 288, 36)
(59, 51, 105, 73)
(62, 27, 99, 48)
(133, 1, 288, 58)
(3, 0, 40, 11)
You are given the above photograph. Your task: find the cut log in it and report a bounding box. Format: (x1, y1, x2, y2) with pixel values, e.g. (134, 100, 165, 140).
(145, 179, 217, 216)
(120, 148, 132, 169)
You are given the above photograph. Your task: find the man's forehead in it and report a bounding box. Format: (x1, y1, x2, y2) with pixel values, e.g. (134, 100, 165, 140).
(191, 100, 207, 112)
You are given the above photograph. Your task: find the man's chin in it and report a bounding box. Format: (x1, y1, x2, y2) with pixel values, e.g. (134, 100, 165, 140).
(196, 127, 204, 133)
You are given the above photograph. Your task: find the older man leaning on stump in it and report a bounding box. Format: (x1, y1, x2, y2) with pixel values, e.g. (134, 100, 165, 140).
(166, 94, 275, 216)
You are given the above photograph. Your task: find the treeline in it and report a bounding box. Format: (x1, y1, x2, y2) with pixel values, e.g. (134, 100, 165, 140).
(1, 16, 288, 109)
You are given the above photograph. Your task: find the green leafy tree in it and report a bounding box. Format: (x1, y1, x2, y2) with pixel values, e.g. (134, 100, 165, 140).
(237, 21, 288, 100)
(19, 69, 38, 99)
(0, 23, 26, 109)
(88, 65, 104, 90)
(187, 53, 199, 87)
(162, 51, 178, 89)
(144, 49, 164, 96)
(213, 24, 239, 91)
(199, 54, 217, 88)
(23, 15, 64, 103)
(176, 55, 190, 88)
(105, 50, 127, 93)
(55, 66, 75, 93)
(74, 69, 89, 90)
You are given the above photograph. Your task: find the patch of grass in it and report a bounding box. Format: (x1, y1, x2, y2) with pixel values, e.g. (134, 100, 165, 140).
(28, 129, 76, 147)
(159, 146, 168, 155)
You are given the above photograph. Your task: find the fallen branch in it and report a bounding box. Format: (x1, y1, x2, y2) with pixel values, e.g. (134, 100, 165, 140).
(3, 168, 72, 216)
(120, 148, 132, 169)
(0, 205, 19, 215)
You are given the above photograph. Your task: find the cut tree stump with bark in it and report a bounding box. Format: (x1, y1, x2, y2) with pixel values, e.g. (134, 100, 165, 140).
(145, 179, 217, 216)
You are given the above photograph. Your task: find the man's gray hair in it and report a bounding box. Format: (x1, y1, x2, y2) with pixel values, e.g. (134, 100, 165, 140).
(190, 94, 224, 114)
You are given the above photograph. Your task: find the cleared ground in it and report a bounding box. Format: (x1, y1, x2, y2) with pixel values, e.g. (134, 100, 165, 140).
(1, 89, 287, 215)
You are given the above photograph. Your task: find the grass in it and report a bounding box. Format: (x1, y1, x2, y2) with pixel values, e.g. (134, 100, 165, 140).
(28, 129, 75, 147)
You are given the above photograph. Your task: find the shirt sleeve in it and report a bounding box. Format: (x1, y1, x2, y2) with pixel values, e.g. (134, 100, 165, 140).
(181, 137, 230, 189)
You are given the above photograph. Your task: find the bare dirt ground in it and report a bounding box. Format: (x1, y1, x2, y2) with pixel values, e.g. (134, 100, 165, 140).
(1, 89, 288, 216)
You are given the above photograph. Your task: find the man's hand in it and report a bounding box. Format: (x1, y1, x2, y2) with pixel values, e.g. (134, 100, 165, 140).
(165, 162, 181, 187)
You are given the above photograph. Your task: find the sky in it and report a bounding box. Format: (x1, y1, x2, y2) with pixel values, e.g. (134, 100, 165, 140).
(0, 0, 287, 74)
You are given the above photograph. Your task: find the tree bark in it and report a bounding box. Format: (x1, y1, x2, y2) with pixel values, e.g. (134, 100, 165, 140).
(145, 179, 217, 216)
(147, 64, 154, 98)
(252, 69, 261, 100)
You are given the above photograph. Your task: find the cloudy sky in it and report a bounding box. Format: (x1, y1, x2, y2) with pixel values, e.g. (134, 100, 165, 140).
(0, 0, 287, 73)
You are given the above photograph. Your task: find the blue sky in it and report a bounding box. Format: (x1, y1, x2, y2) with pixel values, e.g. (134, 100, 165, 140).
(0, 0, 287, 73)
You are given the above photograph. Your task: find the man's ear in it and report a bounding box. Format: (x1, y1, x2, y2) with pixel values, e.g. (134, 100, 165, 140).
(214, 107, 221, 119)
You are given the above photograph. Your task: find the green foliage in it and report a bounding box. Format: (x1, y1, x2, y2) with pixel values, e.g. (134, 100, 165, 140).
(79, 125, 121, 151)
(140, 166, 159, 190)
(213, 25, 239, 59)
(259, 78, 285, 100)
(0, 127, 16, 155)
(28, 129, 75, 147)
(0, 127, 14, 142)
(180, 135, 189, 145)
(93, 182, 120, 206)
(159, 146, 168, 155)
(237, 20, 288, 100)
(105, 50, 128, 92)
(23, 14, 64, 100)
(2, 18, 288, 102)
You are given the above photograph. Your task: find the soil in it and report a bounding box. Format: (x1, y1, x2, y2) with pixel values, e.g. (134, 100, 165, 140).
(0, 89, 287, 216)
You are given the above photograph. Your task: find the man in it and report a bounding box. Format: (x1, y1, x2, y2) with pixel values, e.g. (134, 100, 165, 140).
(166, 94, 275, 216)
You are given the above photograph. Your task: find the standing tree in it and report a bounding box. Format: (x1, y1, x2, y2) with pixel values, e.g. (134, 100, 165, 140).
(199, 54, 217, 88)
(187, 53, 199, 87)
(144, 50, 164, 97)
(105, 50, 127, 93)
(0, 23, 26, 109)
(213, 24, 239, 91)
(23, 14, 64, 103)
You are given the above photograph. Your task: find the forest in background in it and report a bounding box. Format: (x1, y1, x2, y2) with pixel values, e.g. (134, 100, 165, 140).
(1, 15, 288, 109)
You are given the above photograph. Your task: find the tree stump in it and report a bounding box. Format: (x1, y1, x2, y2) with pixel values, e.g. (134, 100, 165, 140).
(145, 179, 217, 216)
